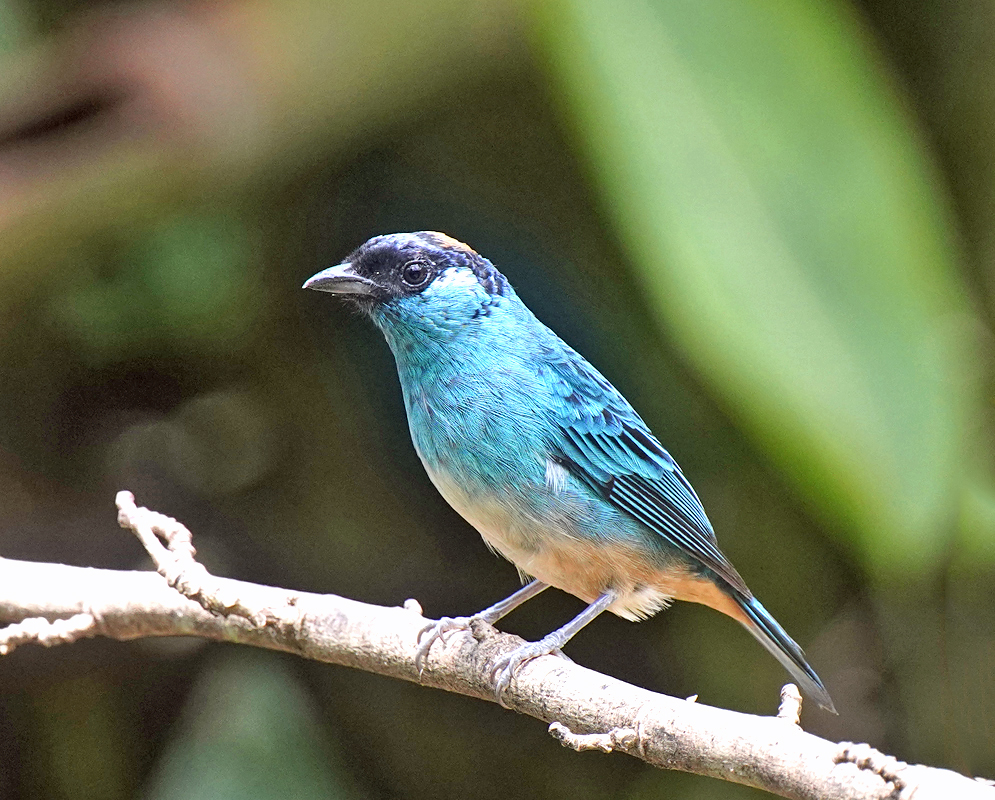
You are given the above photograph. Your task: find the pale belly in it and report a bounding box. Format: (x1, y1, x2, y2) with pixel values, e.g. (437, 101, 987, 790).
(423, 464, 732, 622)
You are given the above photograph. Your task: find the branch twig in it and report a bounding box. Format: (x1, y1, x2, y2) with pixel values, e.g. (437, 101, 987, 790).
(0, 492, 991, 800)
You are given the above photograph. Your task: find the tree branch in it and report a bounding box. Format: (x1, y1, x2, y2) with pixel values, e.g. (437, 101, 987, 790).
(0, 493, 991, 800)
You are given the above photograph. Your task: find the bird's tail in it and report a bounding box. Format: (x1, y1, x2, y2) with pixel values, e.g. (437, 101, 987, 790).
(734, 594, 837, 714)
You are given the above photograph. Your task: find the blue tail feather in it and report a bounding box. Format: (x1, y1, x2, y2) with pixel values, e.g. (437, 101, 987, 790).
(736, 595, 837, 714)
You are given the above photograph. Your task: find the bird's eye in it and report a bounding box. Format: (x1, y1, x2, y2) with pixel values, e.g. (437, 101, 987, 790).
(401, 262, 431, 288)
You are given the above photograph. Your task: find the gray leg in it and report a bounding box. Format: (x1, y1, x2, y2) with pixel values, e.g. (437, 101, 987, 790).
(491, 588, 617, 704)
(474, 579, 550, 624)
(414, 580, 549, 672)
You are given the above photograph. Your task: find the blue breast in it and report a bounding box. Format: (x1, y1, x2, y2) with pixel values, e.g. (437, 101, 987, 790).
(378, 294, 662, 557)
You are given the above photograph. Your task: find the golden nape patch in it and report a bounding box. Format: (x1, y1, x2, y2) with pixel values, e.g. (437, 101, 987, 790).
(425, 232, 477, 254)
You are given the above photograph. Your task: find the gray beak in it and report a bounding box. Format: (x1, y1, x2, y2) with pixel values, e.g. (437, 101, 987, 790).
(302, 263, 378, 295)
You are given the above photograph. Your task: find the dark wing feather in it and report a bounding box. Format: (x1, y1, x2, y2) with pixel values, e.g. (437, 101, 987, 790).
(543, 343, 749, 595)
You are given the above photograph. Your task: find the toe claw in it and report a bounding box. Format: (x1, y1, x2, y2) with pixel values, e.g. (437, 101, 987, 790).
(490, 636, 566, 704)
(414, 616, 473, 673)
(416, 623, 434, 645)
(493, 669, 515, 704)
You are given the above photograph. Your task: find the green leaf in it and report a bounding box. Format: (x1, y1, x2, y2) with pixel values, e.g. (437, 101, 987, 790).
(144, 653, 360, 800)
(49, 212, 263, 364)
(530, 0, 978, 574)
(959, 471, 995, 565)
(0, 1, 29, 56)
(136, 214, 263, 348)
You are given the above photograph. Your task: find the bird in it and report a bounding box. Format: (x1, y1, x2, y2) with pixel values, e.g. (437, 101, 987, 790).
(303, 231, 836, 713)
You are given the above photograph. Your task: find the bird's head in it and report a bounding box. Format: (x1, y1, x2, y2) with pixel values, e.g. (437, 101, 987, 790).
(303, 232, 513, 338)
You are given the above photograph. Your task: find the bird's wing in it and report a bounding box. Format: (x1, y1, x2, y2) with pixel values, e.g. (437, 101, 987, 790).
(543, 344, 749, 595)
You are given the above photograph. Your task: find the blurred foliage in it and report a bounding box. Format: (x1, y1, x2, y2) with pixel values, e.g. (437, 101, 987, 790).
(0, 1, 27, 55)
(531, 0, 978, 577)
(143, 652, 358, 800)
(0, 0, 992, 798)
(50, 214, 263, 364)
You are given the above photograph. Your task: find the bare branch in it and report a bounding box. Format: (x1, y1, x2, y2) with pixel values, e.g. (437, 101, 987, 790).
(548, 721, 637, 753)
(0, 494, 991, 800)
(115, 490, 264, 623)
(777, 683, 803, 727)
(0, 613, 97, 654)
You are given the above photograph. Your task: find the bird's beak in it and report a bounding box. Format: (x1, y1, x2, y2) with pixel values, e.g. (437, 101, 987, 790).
(302, 263, 378, 295)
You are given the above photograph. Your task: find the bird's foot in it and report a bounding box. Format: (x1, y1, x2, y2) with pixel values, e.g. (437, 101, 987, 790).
(415, 616, 479, 673)
(491, 636, 572, 705)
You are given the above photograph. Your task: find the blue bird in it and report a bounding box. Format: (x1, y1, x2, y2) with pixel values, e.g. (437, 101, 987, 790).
(304, 231, 835, 713)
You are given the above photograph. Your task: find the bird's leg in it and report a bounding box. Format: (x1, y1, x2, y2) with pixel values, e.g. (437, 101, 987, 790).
(491, 588, 618, 705)
(414, 580, 549, 672)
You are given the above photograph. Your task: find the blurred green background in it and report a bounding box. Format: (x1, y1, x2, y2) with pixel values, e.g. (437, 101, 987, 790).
(0, 0, 992, 797)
